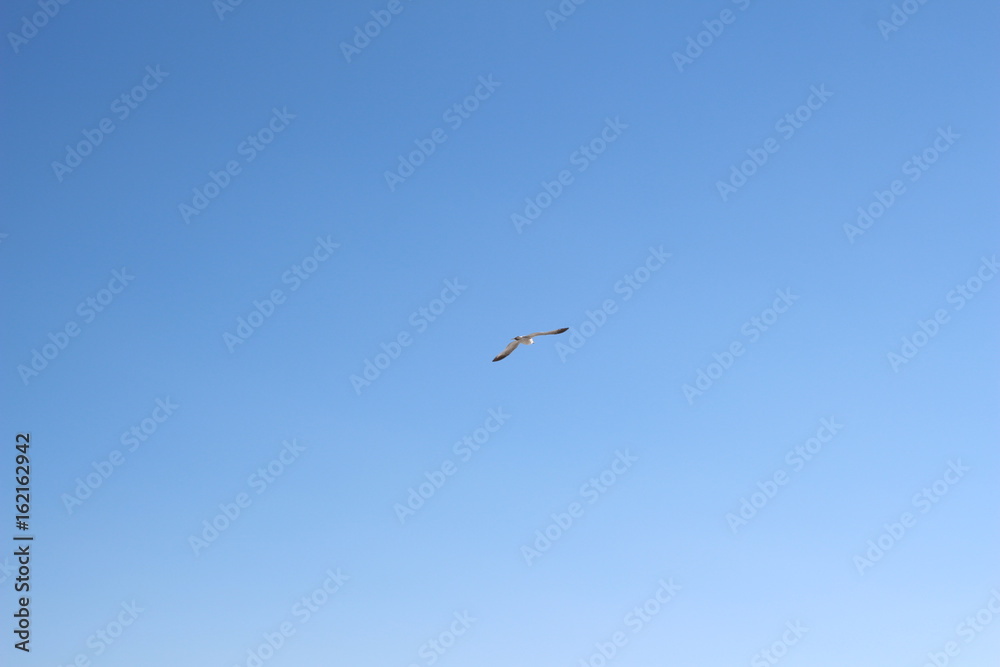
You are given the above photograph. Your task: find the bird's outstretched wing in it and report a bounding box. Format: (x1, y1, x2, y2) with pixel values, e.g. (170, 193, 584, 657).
(492, 340, 520, 362)
(526, 327, 569, 337)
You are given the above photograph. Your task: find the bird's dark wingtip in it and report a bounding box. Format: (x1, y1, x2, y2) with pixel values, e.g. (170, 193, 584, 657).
(556, 327, 569, 333)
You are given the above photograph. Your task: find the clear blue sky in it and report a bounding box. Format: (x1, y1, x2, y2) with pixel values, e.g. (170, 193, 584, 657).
(2, 1, 998, 665)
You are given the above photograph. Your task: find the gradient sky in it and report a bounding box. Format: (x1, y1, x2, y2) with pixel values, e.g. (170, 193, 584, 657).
(2, 1, 998, 666)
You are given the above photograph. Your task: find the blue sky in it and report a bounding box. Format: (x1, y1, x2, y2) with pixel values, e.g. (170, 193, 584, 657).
(2, 1, 998, 665)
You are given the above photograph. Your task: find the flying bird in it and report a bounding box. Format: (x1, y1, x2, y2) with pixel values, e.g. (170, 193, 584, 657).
(492, 328, 569, 362)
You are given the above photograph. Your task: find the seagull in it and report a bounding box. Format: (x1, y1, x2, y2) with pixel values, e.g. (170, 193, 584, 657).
(492, 328, 569, 362)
